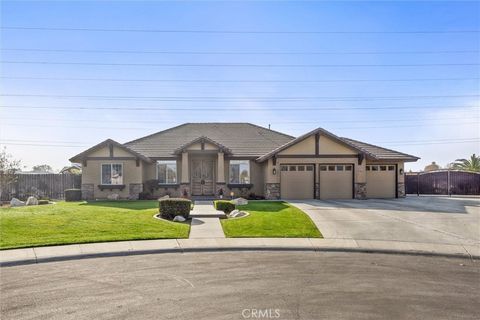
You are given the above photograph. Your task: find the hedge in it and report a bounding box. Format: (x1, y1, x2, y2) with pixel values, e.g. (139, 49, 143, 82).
(214, 200, 235, 214)
(159, 198, 191, 220)
(64, 189, 82, 202)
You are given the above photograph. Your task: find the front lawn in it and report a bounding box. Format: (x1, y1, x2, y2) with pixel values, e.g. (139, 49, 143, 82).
(0, 201, 190, 250)
(220, 201, 322, 238)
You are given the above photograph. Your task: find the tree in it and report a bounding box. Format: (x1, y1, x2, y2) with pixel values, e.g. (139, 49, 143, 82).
(452, 154, 480, 172)
(0, 147, 22, 199)
(32, 164, 54, 173)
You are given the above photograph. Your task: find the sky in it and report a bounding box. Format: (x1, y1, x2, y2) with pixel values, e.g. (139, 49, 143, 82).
(0, 1, 479, 172)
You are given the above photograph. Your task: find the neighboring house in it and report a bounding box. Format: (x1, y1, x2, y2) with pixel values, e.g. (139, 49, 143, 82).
(69, 123, 419, 200)
(60, 164, 82, 174)
(424, 161, 441, 172)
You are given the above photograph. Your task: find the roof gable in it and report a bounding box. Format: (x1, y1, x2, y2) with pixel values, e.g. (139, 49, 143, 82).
(173, 136, 232, 154)
(69, 139, 152, 163)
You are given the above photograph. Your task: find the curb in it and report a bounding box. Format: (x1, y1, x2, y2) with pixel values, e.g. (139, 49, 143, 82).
(1, 239, 478, 267)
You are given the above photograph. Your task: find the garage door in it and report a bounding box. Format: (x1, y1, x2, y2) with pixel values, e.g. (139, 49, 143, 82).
(319, 164, 353, 199)
(366, 165, 396, 198)
(280, 164, 314, 199)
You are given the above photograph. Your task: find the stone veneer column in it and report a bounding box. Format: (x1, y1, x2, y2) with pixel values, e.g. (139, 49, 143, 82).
(81, 183, 94, 200)
(265, 183, 280, 200)
(128, 183, 143, 200)
(354, 183, 367, 200)
(397, 183, 406, 198)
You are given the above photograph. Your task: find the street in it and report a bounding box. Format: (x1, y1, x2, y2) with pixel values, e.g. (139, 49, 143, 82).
(1, 251, 478, 319)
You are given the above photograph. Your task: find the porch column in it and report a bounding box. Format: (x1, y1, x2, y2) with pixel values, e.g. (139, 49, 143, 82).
(217, 152, 225, 183)
(181, 152, 189, 183)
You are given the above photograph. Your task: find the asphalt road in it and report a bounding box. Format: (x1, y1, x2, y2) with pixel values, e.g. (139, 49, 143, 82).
(1, 252, 479, 320)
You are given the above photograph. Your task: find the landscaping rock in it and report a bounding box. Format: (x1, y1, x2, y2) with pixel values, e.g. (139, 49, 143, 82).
(107, 193, 119, 200)
(26, 196, 39, 206)
(232, 197, 248, 205)
(229, 210, 248, 218)
(159, 195, 170, 200)
(173, 215, 186, 222)
(10, 198, 25, 207)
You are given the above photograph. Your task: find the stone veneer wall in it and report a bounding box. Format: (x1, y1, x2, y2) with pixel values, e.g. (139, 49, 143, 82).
(354, 183, 367, 200)
(314, 182, 320, 199)
(81, 183, 94, 200)
(128, 183, 143, 200)
(397, 182, 406, 198)
(265, 183, 280, 200)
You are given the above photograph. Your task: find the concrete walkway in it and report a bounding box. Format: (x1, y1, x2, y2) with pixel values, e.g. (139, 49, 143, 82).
(189, 201, 225, 239)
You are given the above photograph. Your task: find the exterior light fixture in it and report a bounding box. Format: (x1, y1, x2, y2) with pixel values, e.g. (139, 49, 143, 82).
(230, 191, 234, 199)
(272, 168, 277, 175)
(399, 168, 404, 175)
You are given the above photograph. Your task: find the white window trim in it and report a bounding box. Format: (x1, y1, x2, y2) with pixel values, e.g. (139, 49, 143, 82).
(156, 160, 178, 185)
(229, 160, 251, 184)
(100, 163, 124, 185)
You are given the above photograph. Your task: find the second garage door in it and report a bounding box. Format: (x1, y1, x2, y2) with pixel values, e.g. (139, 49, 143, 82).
(280, 164, 314, 199)
(319, 164, 353, 199)
(366, 164, 396, 198)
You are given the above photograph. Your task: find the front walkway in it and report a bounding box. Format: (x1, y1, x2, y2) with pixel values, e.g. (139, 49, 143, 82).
(189, 201, 225, 239)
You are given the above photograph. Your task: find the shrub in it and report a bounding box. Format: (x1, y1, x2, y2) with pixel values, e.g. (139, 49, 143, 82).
(214, 200, 235, 214)
(159, 198, 191, 220)
(38, 200, 49, 205)
(64, 189, 82, 202)
(138, 191, 153, 200)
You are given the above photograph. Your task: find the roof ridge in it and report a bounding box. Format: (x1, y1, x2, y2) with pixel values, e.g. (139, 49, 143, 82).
(123, 123, 189, 145)
(245, 123, 296, 139)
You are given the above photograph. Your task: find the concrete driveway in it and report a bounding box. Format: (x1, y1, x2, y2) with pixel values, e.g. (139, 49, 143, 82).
(290, 196, 480, 246)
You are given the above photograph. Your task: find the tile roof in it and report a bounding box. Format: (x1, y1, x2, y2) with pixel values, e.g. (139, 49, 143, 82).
(124, 123, 295, 158)
(340, 138, 420, 161)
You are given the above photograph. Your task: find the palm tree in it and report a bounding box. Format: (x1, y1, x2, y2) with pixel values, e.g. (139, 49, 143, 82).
(452, 154, 480, 172)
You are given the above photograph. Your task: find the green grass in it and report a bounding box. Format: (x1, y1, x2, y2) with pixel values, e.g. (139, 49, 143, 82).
(0, 201, 190, 250)
(220, 201, 322, 238)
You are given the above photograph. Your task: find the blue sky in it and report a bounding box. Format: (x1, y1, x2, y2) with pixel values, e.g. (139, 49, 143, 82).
(1, 1, 479, 171)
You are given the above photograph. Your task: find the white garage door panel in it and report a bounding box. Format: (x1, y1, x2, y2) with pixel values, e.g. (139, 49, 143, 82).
(280, 165, 314, 199)
(366, 165, 396, 198)
(319, 164, 353, 199)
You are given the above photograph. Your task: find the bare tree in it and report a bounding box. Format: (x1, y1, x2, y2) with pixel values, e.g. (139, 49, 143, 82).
(0, 147, 22, 200)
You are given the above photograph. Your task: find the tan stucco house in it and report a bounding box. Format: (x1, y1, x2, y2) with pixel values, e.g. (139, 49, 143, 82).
(70, 123, 419, 200)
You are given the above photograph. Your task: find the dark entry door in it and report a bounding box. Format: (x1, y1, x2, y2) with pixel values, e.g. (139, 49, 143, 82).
(192, 159, 214, 195)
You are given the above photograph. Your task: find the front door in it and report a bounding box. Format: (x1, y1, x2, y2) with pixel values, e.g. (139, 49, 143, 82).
(192, 159, 214, 195)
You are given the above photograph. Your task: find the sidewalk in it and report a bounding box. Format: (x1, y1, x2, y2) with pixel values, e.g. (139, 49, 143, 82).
(1, 238, 478, 267)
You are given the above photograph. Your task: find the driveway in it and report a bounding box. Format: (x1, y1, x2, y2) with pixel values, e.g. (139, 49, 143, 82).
(290, 196, 480, 246)
(1, 252, 478, 319)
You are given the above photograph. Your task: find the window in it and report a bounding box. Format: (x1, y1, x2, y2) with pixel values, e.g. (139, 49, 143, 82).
(345, 165, 352, 171)
(328, 165, 335, 171)
(298, 165, 305, 171)
(372, 165, 379, 171)
(306, 165, 314, 171)
(157, 161, 177, 184)
(388, 165, 395, 171)
(229, 160, 250, 184)
(101, 164, 123, 185)
(289, 165, 297, 171)
(320, 165, 327, 171)
(281, 165, 288, 171)
(336, 165, 344, 171)
(366, 166, 371, 171)
(380, 165, 387, 171)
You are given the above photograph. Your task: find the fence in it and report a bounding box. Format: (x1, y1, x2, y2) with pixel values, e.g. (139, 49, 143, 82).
(405, 170, 480, 195)
(0, 173, 82, 201)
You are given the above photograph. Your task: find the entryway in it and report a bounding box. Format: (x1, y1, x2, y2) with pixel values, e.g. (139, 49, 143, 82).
(191, 159, 215, 196)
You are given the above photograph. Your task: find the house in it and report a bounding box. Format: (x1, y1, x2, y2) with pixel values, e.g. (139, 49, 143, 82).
(69, 123, 419, 200)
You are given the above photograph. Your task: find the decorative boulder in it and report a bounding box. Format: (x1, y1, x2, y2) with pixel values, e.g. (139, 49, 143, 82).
(232, 197, 248, 205)
(173, 215, 186, 222)
(229, 210, 248, 218)
(158, 195, 170, 200)
(26, 196, 39, 206)
(10, 198, 25, 207)
(107, 193, 119, 200)
(228, 209, 240, 217)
